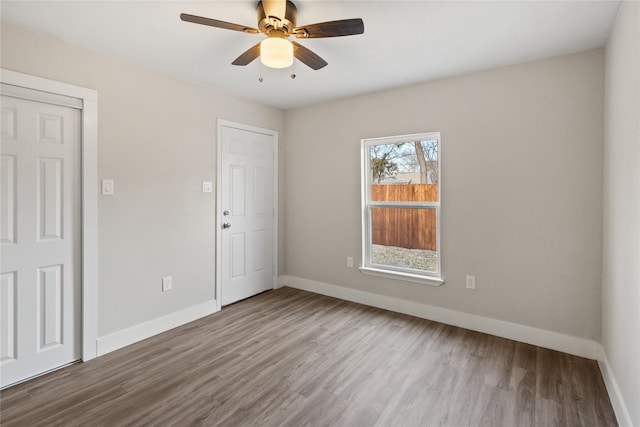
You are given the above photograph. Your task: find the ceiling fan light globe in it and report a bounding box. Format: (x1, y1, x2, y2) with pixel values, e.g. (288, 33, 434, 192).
(260, 38, 294, 68)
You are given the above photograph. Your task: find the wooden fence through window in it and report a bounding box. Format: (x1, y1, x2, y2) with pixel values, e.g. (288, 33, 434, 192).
(371, 184, 438, 251)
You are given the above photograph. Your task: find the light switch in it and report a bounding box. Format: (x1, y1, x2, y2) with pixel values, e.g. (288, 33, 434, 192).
(102, 179, 114, 195)
(202, 181, 213, 193)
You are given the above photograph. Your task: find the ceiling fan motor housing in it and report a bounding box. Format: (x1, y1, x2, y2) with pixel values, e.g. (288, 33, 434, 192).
(257, 0, 298, 36)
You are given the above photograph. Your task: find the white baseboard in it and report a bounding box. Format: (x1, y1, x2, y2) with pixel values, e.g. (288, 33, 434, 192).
(598, 347, 634, 427)
(279, 275, 601, 360)
(96, 300, 219, 356)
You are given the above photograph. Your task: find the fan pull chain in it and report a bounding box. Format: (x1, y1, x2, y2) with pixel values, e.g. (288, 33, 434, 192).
(257, 61, 299, 82)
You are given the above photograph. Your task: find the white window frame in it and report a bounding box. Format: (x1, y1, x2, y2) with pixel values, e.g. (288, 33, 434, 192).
(360, 132, 444, 286)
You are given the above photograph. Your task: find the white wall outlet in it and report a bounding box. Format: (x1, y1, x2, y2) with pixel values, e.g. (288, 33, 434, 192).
(162, 276, 172, 292)
(347, 257, 354, 268)
(101, 179, 114, 195)
(202, 181, 213, 193)
(466, 275, 476, 290)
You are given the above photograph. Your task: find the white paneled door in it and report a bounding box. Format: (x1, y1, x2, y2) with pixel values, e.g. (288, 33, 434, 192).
(219, 124, 275, 306)
(0, 94, 80, 388)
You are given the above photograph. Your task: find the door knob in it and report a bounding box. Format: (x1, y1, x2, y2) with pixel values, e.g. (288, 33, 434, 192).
(222, 222, 231, 229)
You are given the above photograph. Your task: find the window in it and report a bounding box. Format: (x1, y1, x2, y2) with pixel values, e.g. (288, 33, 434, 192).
(360, 133, 443, 286)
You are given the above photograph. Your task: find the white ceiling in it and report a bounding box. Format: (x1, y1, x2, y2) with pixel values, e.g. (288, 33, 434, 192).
(1, 1, 621, 110)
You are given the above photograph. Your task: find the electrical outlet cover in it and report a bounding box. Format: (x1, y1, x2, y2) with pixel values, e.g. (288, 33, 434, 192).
(465, 275, 476, 290)
(162, 276, 172, 291)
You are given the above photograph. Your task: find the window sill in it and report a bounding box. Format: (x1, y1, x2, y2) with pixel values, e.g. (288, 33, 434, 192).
(359, 266, 445, 287)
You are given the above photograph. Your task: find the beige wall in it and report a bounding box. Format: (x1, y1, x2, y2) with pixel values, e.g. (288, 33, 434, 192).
(284, 49, 604, 341)
(603, 2, 640, 425)
(0, 23, 285, 336)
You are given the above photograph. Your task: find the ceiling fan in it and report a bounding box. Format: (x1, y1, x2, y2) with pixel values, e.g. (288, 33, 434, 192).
(180, 0, 364, 70)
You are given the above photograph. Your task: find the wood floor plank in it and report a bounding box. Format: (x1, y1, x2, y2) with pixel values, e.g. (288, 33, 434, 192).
(0, 287, 617, 426)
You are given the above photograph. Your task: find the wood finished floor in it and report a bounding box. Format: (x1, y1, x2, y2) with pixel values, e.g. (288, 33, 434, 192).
(0, 287, 617, 426)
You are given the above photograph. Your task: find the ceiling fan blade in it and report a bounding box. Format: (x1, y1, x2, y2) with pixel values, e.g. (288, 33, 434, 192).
(180, 13, 259, 34)
(232, 43, 261, 66)
(261, 0, 287, 22)
(292, 41, 328, 70)
(293, 18, 364, 38)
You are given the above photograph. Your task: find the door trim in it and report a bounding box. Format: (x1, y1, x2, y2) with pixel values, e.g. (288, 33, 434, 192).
(216, 119, 278, 311)
(1, 69, 98, 361)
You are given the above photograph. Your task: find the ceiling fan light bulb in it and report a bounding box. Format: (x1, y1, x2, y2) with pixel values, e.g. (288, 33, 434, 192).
(260, 38, 293, 68)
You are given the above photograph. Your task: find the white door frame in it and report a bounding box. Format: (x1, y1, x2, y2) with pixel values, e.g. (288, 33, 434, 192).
(216, 119, 278, 311)
(1, 69, 98, 361)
